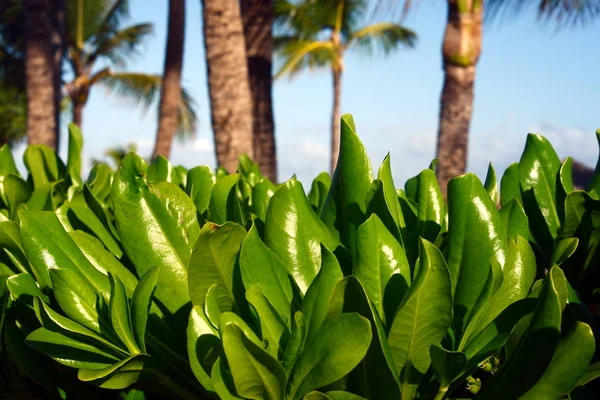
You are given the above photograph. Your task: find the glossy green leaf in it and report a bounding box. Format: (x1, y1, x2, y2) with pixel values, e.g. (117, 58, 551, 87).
(286, 313, 372, 400)
(327, 277, 401, 398)
(78, 354, 161, 389)
(222, 321, 286, 400)
(211, 356, 244, 399)
(574, 361, 600, 389)
(252, 178, 277, 221)
(83, 184, 121, 240)
(308, 172, 332, 216)
(265, 179, 342, 294)
(415, 168, 444, 244)
(499, 198, 530, 242)
(240, 222, 293, 325)
(557, 157, 574, 224)
(0, 220, 32, 276)
(208, 173, 245, 225)
(1, 174, 32, 219)
(109, 273, 140, 354)
(6, 272, 49, 305)
(175, 165, 188, 188)
(476, 266, 568, 399)
(429, 345, 466, 390)
(0, 144, 19, 177)
(87, 163, 114, 203)
(67, 123, 83, 187)
(446, 173, 506, 340)
(484, 163, 499, 205)
(300, 245, 344, 340)
(112, 154, 199, 315)
(551, 237, 579, 265)
(147, 155, 180, 186)
(63, 203, 122, 257)
(500, 163, 522, 207)
(204, 283, 223, 330)
(322, 114, 374, 258)
(354, 214, 410, 326)
(246, 289, 289, 358)
(131, 267, 159, 353)
(187, 305, 219, 392)
(188, 222, 246, 313)
(377, 154, 407, 243)
(588, 129, 600, 193)
(282, 311, 307, 374)
(23, 145, 63, 188)
(521, 322, 595, 400)
(388, 239, 453, 400)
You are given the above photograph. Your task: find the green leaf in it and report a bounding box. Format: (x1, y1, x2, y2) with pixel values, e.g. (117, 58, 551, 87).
(131, 267, 159, 353)
(188, 222, 246, 312)
(265, 179, 342, 294)
(520, 322, 595, 400)
(303, 391, 367, 400)
(246, 289, 289, 358)
(308, 172, 332, 216)
(1, 174, 32, 219)
(63, 203, 122, 257)
(109, 273, 140, 354)
(446, 173, 506, 340)
(175, 165, 188, 188)
(327, 277, 401, 398)
(78, 354, 162, 389)
(476, 266, 568, 399)
(87, 163, 114, 203)
(499, 198, 530, 242)
(387, 238, 453, 400)
(354, 214, 410, 326)
(282, 311, 307, 374)
(377, 154, 407, 244)
(484, 163, 499, 205)
(574, 361, 600, 389)
(300, 245, 344, 340)
(0, 220, 33, 276)
(429, 345, 467, 390)
(83, 184, 121, 241)
(251, 178, 278, 222)
(500, 163, 522, 207)
(286, 313, 372, 400)
(415, 168, 445, 244)
(322, 114, 374, 258)
(112, 154, 199, 315)
(519, 133, 561, 252)
(240, 222, 293, 325)
(23, 145, 64, 188)
(588, 129, 600, 193)
(204, 283, 223, 330)
(187, 305, 219, 392)
(6, 273, 49, 305)
(551, 237, 579, 265)
(20, 210, 111, 294)
(557, 157, 574, 224)
(67, 123, 83, 187)
(222, 321, 286, 400)
(147, 155, 180, 186)
(0, 144, 19, 177)
(208, 173, 246, 225)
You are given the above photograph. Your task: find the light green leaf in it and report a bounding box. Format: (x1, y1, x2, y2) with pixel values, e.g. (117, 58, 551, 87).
(251, 178, 277, 221)
(147, 155, 180, 186)
(484, 163, 499, 205)
(551, 237, 579, 265)
(307, 172, 332, 216)
(131, 266, 159, 353)
(67, 123, 83, 187)
(187, 305, 218, 392)
(78, 354, 162, 389)
(208, 173, 246, 225)
(246, 289, 289, 358)
(500, 163, 522, 207)
(109, 273, 140, 354)
(499, 198, 530, 242)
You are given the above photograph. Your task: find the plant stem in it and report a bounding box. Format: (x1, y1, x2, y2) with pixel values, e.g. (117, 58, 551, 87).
(433, 385, 448, 400)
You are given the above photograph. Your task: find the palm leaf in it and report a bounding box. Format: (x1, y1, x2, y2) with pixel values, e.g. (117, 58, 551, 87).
(348, 22, 417, 54)
(274, 39, 335, 78)
(487, 0, 600, 26)
(66, 0, 128, 48)
(86, 23, 153, 68)
(0, 83, 26, 145)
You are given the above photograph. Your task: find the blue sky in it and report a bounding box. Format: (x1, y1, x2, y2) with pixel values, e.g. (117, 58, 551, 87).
(36, 0, 600, 186)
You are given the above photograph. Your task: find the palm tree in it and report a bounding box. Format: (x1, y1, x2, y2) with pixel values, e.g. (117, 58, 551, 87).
(23, 0, 58, 149)
(153, 0, 185, 159)
(64, 0, 196, 135)
(201, 0, 254, 174)
(241, 0, 277, 182)
(274, 0, 417, 173)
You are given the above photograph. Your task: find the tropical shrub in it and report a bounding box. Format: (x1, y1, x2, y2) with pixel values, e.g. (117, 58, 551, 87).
(0, 116, 599, 399)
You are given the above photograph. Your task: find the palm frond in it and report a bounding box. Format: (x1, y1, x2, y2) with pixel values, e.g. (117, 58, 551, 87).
(486, 0, 600, 26)
(348, 22, 417, 55)
(274, 39, 336, 78)
(0, 83, 26, 145)
(66, 0, 130, 48)
(86, 23, 153, 68)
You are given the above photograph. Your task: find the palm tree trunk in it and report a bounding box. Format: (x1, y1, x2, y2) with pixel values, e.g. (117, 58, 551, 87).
(331, 68, 342, 174)
(153, 0, 185, 160)
(72, 99, 84, 128)
(436, 0, 483, 198)
(241, 0, 277, 182)
(24, 0, 58, 149)
(201, 0, 254, 173)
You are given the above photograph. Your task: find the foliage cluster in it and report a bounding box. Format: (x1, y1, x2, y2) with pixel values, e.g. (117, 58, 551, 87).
(1, 115, 600, 399)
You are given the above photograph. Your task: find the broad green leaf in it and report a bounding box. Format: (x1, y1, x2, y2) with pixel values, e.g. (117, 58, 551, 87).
(446, 173, 506, 340)
(404, 175, 418, 202)
(575, 361, 600, 389)
(484, 163, 499, 205)
(20, 210, 111, 294)
(429, 345, 467, 390)
(246, 289, 289, 358)
(0, 220, 32, 276)
(521, 322, 595, 400)
(365, 180, 403, 245)
(308, 172, 332, 216)
(26, 327, 120, 369)
(187, 305, 219, 392)
(204, 283, 223, 330)
(303, 391, 367, 400)
(78, 354, 162, 389)
(265, 179, 342, 294)
(83, 184, 121, 241)
(1, 174, 32, 219)
(0, 144, 19, 177)
(252, 178, 277, 221)
(23, 145, 63, 188)
(415, 168, 444, 244)
(147, 155, 180, 186)
(499, 198, 530, 242)
(377, 154, 407, 243)
(322, 114, 374, 258)
(70, 231, 138, 296)
(551, 237, 579, 265)
(282, 311, 307, 374)
(500, 163, 522, 207)
(354, 214, 410, 326)
(208, 173, 245, 225)
(131, 267, 159, 353)
(211, 357, 244, 399)
(222, 322, 286, 400)
(87, 163, 114, 203)
(67, 123, 83, 187)
(388, 239, 453, 400)
(300, 246, 344, 340)
(240, 222, 293, 325)
(175, 165, 188, 188)
(519, 134, 561, 252)
(286, 313, 372, 400)
(557, 157, 574, 224)
(112, 154, 199, 315)
(588, 129, 600, 193)
(63, 203, 122, 257)
(327, 277, 401, 398)
(188, 222, 246, 312)
(6, 273, 49, 305)
(109, 274, 140, 354)
(476, 266, 568, 399)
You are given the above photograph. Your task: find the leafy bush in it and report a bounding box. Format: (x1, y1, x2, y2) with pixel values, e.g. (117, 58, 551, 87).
(1, 116, 599, 399)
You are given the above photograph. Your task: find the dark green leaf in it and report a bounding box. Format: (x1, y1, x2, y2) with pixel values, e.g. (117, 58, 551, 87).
(131, 267, 159, 353)
(187, 305, 218, 392)
(500, 163, 522, 207)
(429, 345, 466, 390)
(308, 172, 332, 216)
(484, 163, 499, 205)
(109, 273, 140, 354)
